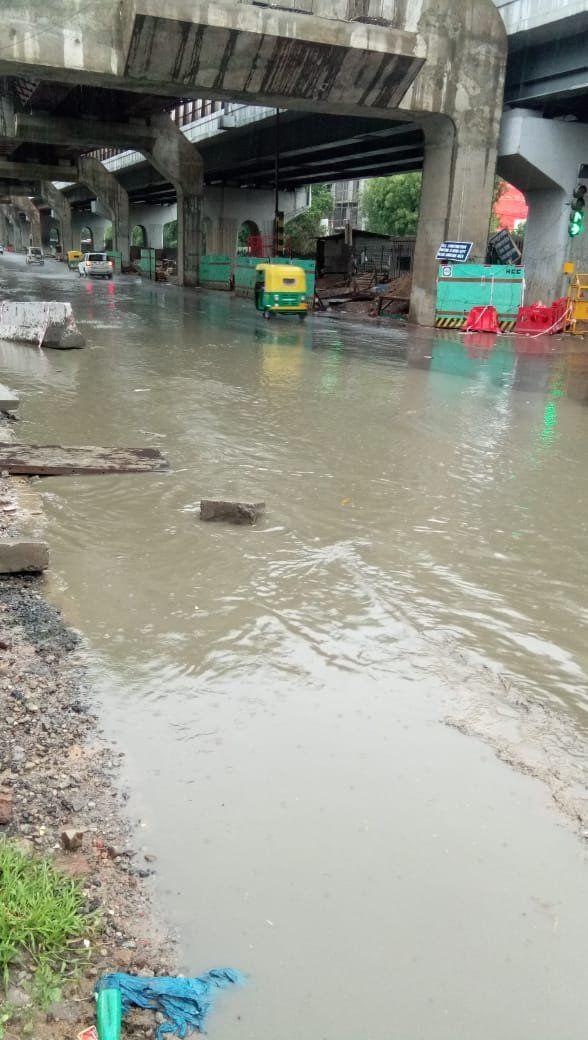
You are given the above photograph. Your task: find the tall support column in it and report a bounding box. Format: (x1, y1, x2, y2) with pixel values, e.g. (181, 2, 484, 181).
(142, 115, 203, 287)
(77, 156, 130, 263)
(0, 209, 9, 246)
(12, 196, 41, 247)
(410, 115, 498, 326)
(41, 182, 73, 254)
(6, 205, 25, 251)
(498, 110, 588, 302)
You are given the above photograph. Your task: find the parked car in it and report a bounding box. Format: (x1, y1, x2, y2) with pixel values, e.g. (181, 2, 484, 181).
(78, 252, 113, 279)
(26, 247, 44, 265)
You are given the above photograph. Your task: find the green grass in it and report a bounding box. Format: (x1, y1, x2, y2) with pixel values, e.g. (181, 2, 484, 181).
(0, 840, 98, 1033)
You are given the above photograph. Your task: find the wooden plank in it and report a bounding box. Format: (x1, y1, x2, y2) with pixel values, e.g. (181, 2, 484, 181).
(0, 444, 169, 476)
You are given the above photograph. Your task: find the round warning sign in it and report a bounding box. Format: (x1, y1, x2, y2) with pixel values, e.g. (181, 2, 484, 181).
(441, 265, 453, 278)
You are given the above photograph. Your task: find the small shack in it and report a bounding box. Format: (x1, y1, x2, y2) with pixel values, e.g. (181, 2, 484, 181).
(316, 229, 415, 279)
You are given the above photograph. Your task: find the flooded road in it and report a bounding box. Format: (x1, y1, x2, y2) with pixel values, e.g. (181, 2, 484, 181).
(1, 253, 587, 1039)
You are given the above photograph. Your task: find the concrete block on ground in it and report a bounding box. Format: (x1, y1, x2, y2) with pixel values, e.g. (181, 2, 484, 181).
(0, 302, 84, 349)
(200, 500, 265, 525)
(0, 540, 49, 573)
(0, 383, 19, 410)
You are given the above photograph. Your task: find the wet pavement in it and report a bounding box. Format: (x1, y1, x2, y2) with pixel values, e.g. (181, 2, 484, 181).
(1, 251, 587, 1039)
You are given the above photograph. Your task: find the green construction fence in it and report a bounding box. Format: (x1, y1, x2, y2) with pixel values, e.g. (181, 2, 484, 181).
(106, 250, 123, 275)
(435, 263, 524, 330)
(137, 247, 156, 279)
(199, 254, 232, 289)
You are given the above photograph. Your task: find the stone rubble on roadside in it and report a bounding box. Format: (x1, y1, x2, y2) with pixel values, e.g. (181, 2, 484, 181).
(0, 577, 174, 1039)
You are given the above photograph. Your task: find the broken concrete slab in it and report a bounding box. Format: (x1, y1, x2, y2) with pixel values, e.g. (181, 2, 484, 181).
(0, 383, 19, 410)
(0, 540, 49, 573)
(200, 500, 265, 525)
(0, 301, 85, 349)
(0, 444, 168, 475)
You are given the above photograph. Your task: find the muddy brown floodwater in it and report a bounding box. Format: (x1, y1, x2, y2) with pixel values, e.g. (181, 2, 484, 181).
(1, 253, 587, 1039)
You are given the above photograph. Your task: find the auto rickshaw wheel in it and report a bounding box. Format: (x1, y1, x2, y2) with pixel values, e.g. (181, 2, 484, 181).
(263, 310, 271, 320)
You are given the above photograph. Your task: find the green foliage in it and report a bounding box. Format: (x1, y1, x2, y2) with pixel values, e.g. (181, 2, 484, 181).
(490, 177, 509, 233)
(285, 183, 334, 255)
(103, 223, 113, 251)
(163, 220, 177, 248)
(307, 184, 334, 220)
(131, 225, 146, 247)
(360, 174, 422, 236)
(0, 841, 97, 1036)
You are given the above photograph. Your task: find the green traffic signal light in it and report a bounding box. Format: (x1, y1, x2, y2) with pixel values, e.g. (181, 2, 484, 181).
(569, 183, 586, 238)
(569, 211, 584, 238)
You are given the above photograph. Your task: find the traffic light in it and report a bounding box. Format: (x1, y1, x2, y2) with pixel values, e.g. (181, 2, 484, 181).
(569, 184, 586, 238)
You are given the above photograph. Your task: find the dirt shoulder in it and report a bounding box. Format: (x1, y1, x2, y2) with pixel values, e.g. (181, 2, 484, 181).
(0, 575, 173, 1039)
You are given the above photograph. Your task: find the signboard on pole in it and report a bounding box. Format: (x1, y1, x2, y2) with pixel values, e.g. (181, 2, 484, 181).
(489, 227, 521, 265)
(435, 241, 473, 263)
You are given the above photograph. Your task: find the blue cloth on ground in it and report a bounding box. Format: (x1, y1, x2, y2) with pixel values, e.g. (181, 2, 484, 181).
(98, 968, 244, 1038)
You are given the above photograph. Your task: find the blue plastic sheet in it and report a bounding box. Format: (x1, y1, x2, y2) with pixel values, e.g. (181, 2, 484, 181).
(97, 968, 244, 1038)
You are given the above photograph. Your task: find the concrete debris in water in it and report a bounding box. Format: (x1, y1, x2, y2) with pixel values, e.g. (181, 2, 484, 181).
(0, 444, 168, 476)
(0, 540, 49, 573)
(0, 301, 85, 349)
(200, 500, 266, 525)
(0, 383, 19, 411)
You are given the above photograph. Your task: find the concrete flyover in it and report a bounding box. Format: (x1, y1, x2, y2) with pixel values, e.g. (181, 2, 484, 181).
(492, 0, 588, 300)
(0, 0, 507, 323)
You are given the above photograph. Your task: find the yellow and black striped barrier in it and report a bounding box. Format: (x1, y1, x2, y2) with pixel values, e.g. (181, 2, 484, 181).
(434, 315, 518, 332)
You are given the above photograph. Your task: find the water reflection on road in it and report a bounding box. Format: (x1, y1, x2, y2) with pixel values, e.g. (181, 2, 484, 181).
(1, 255, 587, 1040)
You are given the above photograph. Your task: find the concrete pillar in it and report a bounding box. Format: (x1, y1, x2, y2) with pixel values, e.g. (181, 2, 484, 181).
(0, 209, 9, 246)
(410, 114, 497, 326)
(41, 182, 73, 254)
(142, 115, 203, 286)
(498, 110, 588, 302)
(77, 156, 130, 263)
(5, 206, 25, 250)
(12, 197, 41, 247)
(146, 224, 164, 249)
(212, 218, 238, 255)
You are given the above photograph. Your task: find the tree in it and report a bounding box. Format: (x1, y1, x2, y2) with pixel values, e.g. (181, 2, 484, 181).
(490, 177, 508, 233)
(360, 174, 422, 236)
(103, 223, 113, 250)
(285, 183, 334, 255)
(163, 220, 177, 248)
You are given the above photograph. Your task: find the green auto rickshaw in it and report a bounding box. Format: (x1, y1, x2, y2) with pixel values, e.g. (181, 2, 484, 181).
(254, 264, 308, 319)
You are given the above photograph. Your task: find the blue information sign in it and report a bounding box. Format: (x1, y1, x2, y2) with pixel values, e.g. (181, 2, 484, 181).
(435, 241, 473, 263)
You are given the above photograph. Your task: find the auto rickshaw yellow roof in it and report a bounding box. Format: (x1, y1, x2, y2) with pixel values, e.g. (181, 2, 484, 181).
(255, 263, 305, 276)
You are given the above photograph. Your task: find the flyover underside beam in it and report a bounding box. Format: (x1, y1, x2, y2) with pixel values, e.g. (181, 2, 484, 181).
(12, 112, 157, 153)
(504, 30, 588, 106)
(0, 160, 77, 182)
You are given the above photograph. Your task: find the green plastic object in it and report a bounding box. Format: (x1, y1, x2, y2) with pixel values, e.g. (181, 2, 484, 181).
(96, 985, 122, 1040)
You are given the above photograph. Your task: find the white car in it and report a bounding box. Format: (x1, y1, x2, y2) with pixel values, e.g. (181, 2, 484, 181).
(26, 247, 44, 265)
(78, 252, 113, 279)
